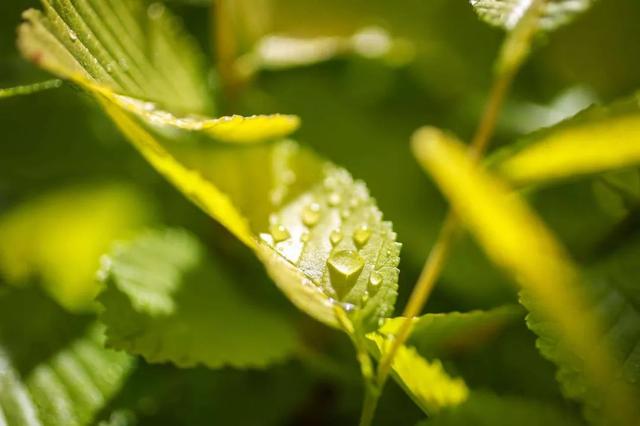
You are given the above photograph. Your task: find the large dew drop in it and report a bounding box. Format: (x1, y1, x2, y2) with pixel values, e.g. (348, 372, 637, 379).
(302, 202, 321, 227)
(327, 250, 364, 299)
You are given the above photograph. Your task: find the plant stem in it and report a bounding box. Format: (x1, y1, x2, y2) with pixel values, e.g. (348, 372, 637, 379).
(359, 383, 380, 426)
(374, 37, 522, 399)
(212, 0, 239, 108)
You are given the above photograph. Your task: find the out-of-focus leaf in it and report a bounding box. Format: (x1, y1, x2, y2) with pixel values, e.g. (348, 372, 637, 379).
(17, 0, 298, 143)
(526, 234, 640, 422)
(469, 0, 594, 32)
(98, 228, 298, 368)
(235, 27, 414, 77)
(380, 305, 521, 358)
(495, 95, 640, 185)
(367, 333, 469, 415)
(418, 391, 583, 426)
(0, 79, 61, 98)
(0, 288, 132, 426)
(412, 126, 639, 424)
(0, 184, 149, 311)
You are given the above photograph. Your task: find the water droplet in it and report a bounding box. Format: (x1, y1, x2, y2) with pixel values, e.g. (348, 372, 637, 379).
(269, 224, 290, 243)
(341, 302, 356, 313)
(147, 2, 165, 19)
(259, 233, 274, 246)
(369, 271, 382, 287)
(302, 202, 321, 227)
(329, 229, 343, 246)
(327, 250, 364, 299)
(106, 62, 115, 73)
(328, 192, 341, 206)
(353, 225, 371, 248)
(68, 30, 78, 42)
(283, 170, 296, 184)
(300, 231, 310, 242)
(361, 291, 370, 304)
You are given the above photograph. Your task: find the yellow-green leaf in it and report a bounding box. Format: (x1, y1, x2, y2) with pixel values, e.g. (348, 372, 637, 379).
(367, 333, 469, 415)
(0, 184, 149, 311)
(17, 0, 298, 143)
(411, 126, 639, 424)
(495, 96, 640, 185)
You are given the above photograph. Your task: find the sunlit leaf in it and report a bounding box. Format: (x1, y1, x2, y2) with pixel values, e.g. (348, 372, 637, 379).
(380, 306, 521, 358)
(0, 288, 133, 426)
(0, 184, 149, 311)
(99, 97, 400, 330)
(418, 391, 583, 426)
(469, 0, 594, 32)
(98, 228, 298, 368)
(235, 27, 414, 78)
(412, 126, 639, 424)
(17, 0, 298, 143)
(17, 0, 400, 333)
(495, 95, 640, 185)
(367, 333, 469, 415)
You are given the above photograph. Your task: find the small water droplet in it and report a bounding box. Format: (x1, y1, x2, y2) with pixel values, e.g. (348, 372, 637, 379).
(269, 224, 290, 243)
(361, 291, 370, 304)
(327, 250, 364, 299)
(328, 192, 341, 206)
(341, 302, 356, 313)
(302, 202, 321, 227)
(259, 233, 274, 246)
(369, 271, 382, 287)
(106, 62, 115, 73)
(68, 30, 78, 42)
(147, 2, 165, 19)
(283, 170, 296, 184)
(300, 231, 310, 242)
(329, 229, 343, 246)
(353, 225, 371, 248)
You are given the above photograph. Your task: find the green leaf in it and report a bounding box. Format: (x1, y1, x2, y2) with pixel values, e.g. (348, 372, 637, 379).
(379, 306, 522, 358)
(17, 0, 299, 143)
(235, 27, 414, 78)
(98, 228, 298, 369)
(525, 234, 640, 423)
(17, 0, 401, 332)
(367, 333, 469, 415)
(0, 184, 150, 311)
(0, 288, 133, 426)
(418, 391, 583, 426)
(411, 126, 639, 424)
(494, 95, 640, 185)
(469, 0, 594, 32)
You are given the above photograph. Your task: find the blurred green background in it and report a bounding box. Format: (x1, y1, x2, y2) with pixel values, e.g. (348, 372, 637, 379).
(2, 0, 640, 424)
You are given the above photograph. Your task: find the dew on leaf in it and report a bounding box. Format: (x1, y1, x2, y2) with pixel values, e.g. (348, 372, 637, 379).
(330, 229, 343, 246)
(68, 30, 78, 42)
(302, 202, 321, 227)
(269, 224, 290, 243)
(327, 250, 364, 299)
(353, 225, 371, 248)
(328, 192, 341, 206)
(369, 271, 382, 287)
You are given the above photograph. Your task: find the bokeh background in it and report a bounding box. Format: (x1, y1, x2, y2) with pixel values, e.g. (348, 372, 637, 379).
(1, 0, 640, 424)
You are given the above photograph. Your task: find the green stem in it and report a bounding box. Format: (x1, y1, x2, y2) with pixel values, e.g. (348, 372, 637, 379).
(359, 382, 380, 426)
(373, 0, 545, 398)
(212, 0, 239, 109)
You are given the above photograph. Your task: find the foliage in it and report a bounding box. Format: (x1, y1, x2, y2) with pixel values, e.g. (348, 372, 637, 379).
(1, 0, 640, 424)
